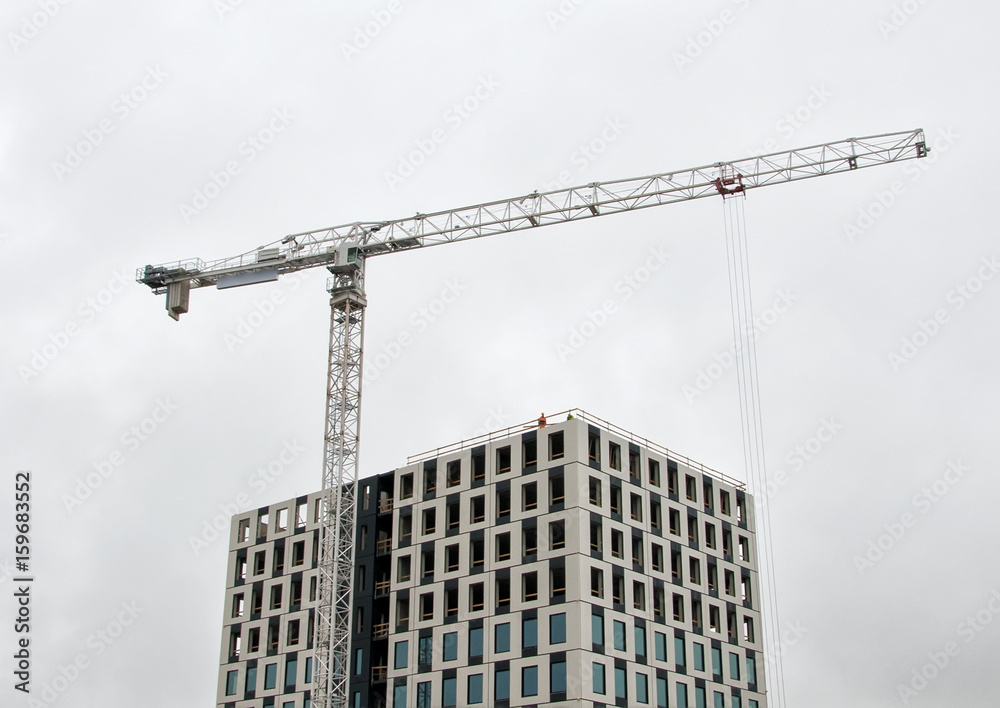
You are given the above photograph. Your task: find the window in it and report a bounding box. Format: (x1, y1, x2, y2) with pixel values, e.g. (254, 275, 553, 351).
(725, 570, 736, 597)
(710, 605, 721, 634)
(654, 587, 665, 617)
(546, 571, 566, 609)
(695, 686, 707, 708)
(443, 632, 458, 661)
(549, 520, 565, 549)
(633, 581, 646, 610)
(292, 540, 305, 566)
(422, 548, 435, 579)
(655, 631, 667, 661)
(245, 665, 257, 693)
(591, 567, 604, 598)
(739, 536, 750, 562)
(720, 490, 731, 516)
(690, 557, 701, 585)
(551, 659, 567, 693)
(668, 465, 678, 495)
(276, 507, 288, 532)
(688, 516, 698, 545)
(495, 622, 510, 652)
(611, 529, 624, 559)
(248, 627, 260, 652)
(424, 467, 436, 495)
(419, 592, 433, 621)
(522, 665, 538, 697)
(472, 450, 485, 480)
(658, 677, 669, 708)
(723, 529, 733, 557)
(497, 488, 511, 518)
(496, 446, 511, 473)
(609, 442, 622, 470)
(523, 438, 537, 467)
(742, 574, 752, 603)
(232, 593, 244, 618)
(685, 475, 697, 502)
(592, 612, 605, 645)
(445, 587, 458, 616)
(673, 593, 685, 621)
(257, 512, 268, 538)
(446, 460, 461, 487)
(523, 571, 538, 601)
(613, 620, 627, 651)
(632, 536, 644, 566)
(236, 557, 247, 582)
(705, 523, 716, 550)
(549, 431, 565, 460)
(677, 683, 689, 708)
(471, 495, 485, 523)
(496, 532, 511, 561)
(522, 481, 537, 511)
(636, 672, 649, 704)
(399, 514, 412, 544)
(651, 500, 662, 529)
(649, 459, 661, 486)
(549, 474, 565, 504)
(747, 655, 757, 684)
(712, 646, 722, 675)
(629, 448, 641, 480)
(669, 508, 681, 535)
(416, 681, 431, 708)
(703, 481, 714, 512)
(593, 662, 606, 694)
(615, 666, 627, 700)
(471, 538, 484, 567)
(445, 544, 459, 572)
(442, 677, 457, 707)
(397, 555, 411, 582)
(422, 508, 436, 535)
(523, 526, 538, 555)
(550, 612, 567, 644)
(737, 496, 747, 524)
(264, 663, 277, 690)
(635, 625, 647, 657)
(287, 619, 300, 646)
(675, 637, 686, 668)
(590, 520, 603, 553)
(225, 670, 238, 696)
(744, 616, 755, 642)
(393, 685, 407, 708)
(730, 652, 742, 680)
(418, 635, 433, 665)
(589, 476, 602, 506)
(237, 518, 250, 542)
(400, 473, 413, 499)
(254, 551, 266, 575)
(651, 543, 663, 572)
(394, 640, 408, 669)
(270, 584, 282, 610)
(468, 673, 484, 704)
(273, 544, 285, 574)
(447, 501, 460, 529)
(588, 432, 601, 463)
(610, 485, 622, 515)
(396, 597, 409, 626)
(612, 574, 625, 604)
(285, 657, 297, 689)
(469, 581, 485, 611)
(714, 691, 726, 708)
(495, 668, 510, 701)
(469, 626, 484, 658)
(523, 616, 538, 649)
(694, 642, 705, 671)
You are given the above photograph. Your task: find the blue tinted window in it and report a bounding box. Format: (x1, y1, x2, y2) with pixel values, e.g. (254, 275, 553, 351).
(592, 613, 604, 645)
(712, 647, 722, 675)
(730, 653, 741, 680)
(495, 623, 510, 653)
(615, 667, 627, 699)
(418, 636, 433, 664)
(613, 620, 626, 651)
(442, 677, 457, 707)
(495, 668, 510, 700)
(225, 670, 238, 696)
(443, 632, 458, 661)
(636, 672, 649, 704)
(693, 643, 704, 671)
(354, 649, 362, 676)
(674, 637, 686, 667)
(593, 662, 606, 694)
(714, 691, 726, 708)
(733, 696, 742, 708)
(696, 685, 707, 708)
(264, 663, 277, 690)
(551, 660, 566, 693)
(676, 682, 688, 708)
(522, 665, 538, 696)
(523, 617, 538, 649)
(393, 685, 406, 707)
(468, 673, 484, 704)
(469, 626, 484, 658)
(747, 655, 757, 684)
(635, 626, 647, 657)
(285, 657, 297, 688)
(245, 666, 256, 693)
(304, 657, 313, 684)
(416, 680, 431, 708)
(655, 632, 667, 661)
(657, 676, 668, 707)
(550, 612, 566, 644)
(394, 640, 408, 669)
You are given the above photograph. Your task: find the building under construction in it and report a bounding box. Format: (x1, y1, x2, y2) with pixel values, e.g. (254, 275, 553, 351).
(216, 411, 767, 708)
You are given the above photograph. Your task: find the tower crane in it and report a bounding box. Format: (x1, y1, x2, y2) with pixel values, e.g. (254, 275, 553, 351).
(139, 129, 928, 708)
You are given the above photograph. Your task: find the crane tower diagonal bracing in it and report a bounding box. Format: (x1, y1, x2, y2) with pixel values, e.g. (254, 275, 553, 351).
(140, 129, 928, 708)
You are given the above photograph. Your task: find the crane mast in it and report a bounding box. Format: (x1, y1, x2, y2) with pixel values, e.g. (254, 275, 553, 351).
(139, 129, 927, 708)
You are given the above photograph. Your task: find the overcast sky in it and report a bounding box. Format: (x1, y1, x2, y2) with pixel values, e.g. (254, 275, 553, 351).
(2, 1, 998, 706)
